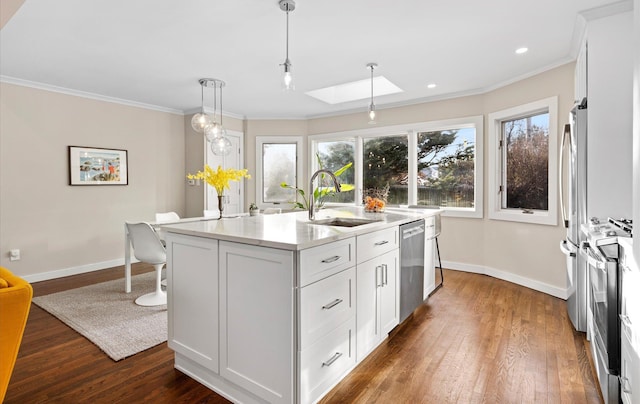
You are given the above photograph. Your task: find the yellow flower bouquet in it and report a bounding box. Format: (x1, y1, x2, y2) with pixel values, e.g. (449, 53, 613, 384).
(187, 165, 250, 218)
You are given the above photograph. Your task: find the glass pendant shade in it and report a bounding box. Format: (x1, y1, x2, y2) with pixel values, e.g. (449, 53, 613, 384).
(282, 60, 294, 91)
(204, 121, 225, 142)
(368, 104, 377, 124)
(210, 135, 232, 156)
(191, 112, 212, 134)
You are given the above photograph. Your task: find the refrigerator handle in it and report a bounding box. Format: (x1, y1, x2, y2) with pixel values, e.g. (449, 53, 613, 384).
(559, 123, 571, 228)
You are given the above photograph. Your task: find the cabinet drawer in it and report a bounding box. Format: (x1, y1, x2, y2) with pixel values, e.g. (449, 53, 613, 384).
(299, 267, 355, 350)
(300, 317, 356, 404)
(357, 226, 398, 264)
(299, 237, 355, 287)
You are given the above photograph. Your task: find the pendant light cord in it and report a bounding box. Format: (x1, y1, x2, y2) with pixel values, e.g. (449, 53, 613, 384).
(370, 66, 374, 105)
(200, 83, 205, 114)
(285, 9, 289, 61)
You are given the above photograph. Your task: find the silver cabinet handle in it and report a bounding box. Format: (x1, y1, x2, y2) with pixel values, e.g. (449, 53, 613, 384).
(382, 263, 388, 286)
(374, 240, 389, 246)
(322, 352, 343, 367)
(321, 255, 340, 263)
(322, 298, 343, 310)
(375, 265, 382, 288)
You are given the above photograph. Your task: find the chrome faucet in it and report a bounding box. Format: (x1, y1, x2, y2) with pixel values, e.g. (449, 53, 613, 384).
(309, 169, 342, 221)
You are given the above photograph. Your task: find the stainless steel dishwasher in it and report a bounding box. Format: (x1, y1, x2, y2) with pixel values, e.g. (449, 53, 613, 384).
(399, 219, 425, 323)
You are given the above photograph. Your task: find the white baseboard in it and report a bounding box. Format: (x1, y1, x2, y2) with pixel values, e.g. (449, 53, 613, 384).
(441, 260, 568, 300)
(23, 258, 139, 283)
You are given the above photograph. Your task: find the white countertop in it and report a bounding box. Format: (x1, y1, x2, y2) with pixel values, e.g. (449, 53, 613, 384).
(162, 206, 441, 250)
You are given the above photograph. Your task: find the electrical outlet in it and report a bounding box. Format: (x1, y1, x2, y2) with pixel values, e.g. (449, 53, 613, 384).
(9, 249, 20, 261)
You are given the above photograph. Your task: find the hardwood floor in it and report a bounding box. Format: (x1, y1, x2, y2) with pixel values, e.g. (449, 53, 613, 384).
(5, 265, 602, 403)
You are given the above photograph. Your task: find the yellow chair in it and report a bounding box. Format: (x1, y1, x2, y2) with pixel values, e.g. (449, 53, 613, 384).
(0, 266, 33, 402)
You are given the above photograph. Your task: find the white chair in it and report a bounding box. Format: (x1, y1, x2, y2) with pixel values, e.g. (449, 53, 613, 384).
(155, 211, 180, 223)
(263, 208, 282, 214)
(125, 222, 167, 306)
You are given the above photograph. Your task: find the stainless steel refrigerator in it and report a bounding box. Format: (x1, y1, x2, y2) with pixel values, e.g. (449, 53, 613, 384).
(559, 98, 588, 332)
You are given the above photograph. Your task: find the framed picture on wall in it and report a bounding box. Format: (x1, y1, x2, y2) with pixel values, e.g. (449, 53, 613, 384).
(68, 146, 128, 185)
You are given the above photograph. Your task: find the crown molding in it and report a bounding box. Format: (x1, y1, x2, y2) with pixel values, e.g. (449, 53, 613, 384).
(0, 75, 184, 115)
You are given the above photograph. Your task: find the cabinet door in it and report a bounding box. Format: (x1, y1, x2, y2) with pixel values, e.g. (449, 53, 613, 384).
(219, 241, 294, 404)
(166, 233, 219, 373)
(379, 249, 399, 336)
(356, 258, 381, 362)
(423, 238, 436, 299)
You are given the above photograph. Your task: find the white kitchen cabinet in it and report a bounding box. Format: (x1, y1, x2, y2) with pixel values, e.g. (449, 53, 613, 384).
(298, 266, 356, 404)
(219, 241, 295, 404)
(423, 215, 437, 299)
(299, 266, 355, 350)
(298, 237, 355, 287)
(356, 248, 399, 362)
(166, 233, 219, 373)
(621, 317, 639, 404)
(586, 11, 634, 220)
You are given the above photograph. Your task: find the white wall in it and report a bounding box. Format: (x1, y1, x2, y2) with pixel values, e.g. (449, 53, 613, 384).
(0, 83, 185, 280)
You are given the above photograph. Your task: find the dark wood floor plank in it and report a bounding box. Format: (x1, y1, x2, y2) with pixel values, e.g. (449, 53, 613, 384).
(5, 266, 601, 403)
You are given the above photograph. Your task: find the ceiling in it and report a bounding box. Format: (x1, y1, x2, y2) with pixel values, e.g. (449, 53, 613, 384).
(0, 0, 623, 119)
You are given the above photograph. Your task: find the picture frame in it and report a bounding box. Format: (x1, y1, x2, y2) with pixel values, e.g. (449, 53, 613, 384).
(68, 146, 128, 186)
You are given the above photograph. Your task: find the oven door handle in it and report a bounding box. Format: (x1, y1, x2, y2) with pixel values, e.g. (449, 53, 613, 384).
(586, 247, 606, 270)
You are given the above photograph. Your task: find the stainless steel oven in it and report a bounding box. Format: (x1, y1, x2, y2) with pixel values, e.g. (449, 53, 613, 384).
(586, 240, 620, 403)
(583, 217, 632, 403)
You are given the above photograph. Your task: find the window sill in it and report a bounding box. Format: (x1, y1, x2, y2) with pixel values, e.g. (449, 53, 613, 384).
(489, 209, 556, 226)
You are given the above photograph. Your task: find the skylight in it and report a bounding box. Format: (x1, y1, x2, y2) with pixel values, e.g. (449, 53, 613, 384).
(305, 76, 403, 105)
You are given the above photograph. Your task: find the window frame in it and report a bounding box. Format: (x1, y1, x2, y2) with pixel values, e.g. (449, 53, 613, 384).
(255, 136, 304, 209)
(487, 97, 558, 225)
(309, 116, 484, 218)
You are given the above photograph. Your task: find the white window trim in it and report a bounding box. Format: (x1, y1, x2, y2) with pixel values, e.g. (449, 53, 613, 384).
(308, 116, 484, 219)
(487, 96, 558, 226)
(255, 136, 304, 209)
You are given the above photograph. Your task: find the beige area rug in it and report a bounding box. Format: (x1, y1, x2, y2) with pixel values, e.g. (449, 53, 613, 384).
(32, 272, 167, 361)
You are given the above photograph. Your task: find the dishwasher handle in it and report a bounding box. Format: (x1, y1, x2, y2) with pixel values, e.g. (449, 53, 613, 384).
(402, 224, 425, 240)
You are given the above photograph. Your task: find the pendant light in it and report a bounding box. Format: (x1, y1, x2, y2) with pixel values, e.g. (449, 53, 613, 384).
(204, 80, 224, 142)
(367, 63, 377, 124)
(209, 79, 231, 156)
(279, 0, 295, 91)
(191, 79, 213, 133)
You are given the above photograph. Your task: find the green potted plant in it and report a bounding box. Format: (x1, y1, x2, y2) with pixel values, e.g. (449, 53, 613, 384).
(249, 203, 260, 216)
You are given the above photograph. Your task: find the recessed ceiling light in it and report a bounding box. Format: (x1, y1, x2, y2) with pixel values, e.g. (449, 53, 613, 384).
(427, 83, 437, 89)
(515, 47, 528, 54)
(305, 76, 403, 105)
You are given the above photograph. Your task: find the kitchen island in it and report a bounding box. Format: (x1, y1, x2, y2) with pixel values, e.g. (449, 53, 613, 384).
(163, 207, 441, 404)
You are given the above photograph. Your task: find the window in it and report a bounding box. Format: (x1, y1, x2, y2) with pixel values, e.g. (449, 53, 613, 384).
(315, 139, 356, 204)
(255, 136, 303, 208)
(488, 97, 558, 225)
(309, 116, 483, 218)
(364, 135, 408, 206)
(416, 128, 476, 210)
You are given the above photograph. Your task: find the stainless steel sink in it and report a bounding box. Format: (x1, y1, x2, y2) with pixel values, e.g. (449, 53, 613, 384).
(309, 217, 381, 227)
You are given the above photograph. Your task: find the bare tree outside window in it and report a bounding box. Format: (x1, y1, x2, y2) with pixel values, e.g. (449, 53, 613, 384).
(501, 112, 549, 210)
